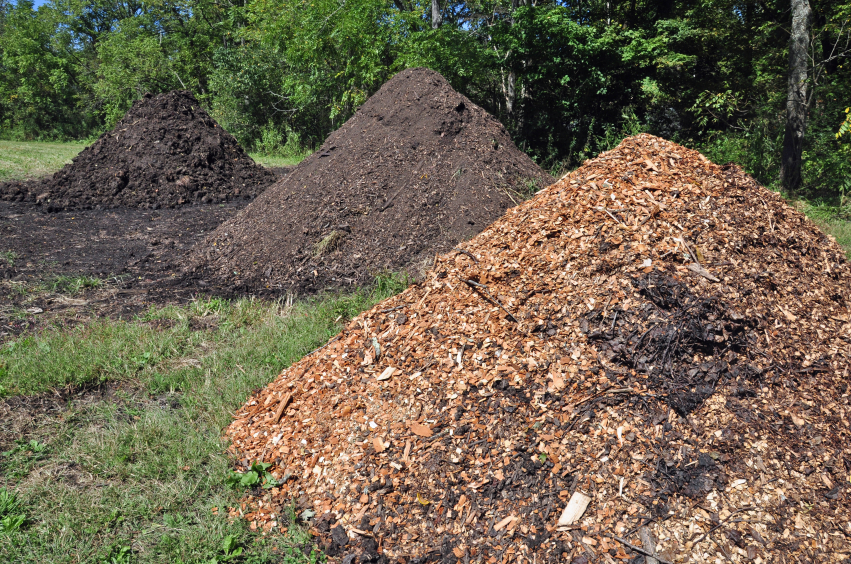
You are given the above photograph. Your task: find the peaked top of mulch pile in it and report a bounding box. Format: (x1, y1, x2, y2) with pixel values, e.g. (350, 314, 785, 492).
(189, 67, 553, 295)
(225, 134, 850, 563)
(0, 90, 276, 211)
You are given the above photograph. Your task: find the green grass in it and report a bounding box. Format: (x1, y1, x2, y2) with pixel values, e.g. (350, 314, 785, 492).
(247, 152, 305, 168)
(44, 275, 105, 295)
(0, 252, 16, 267)
(798, 201, 851, 259)
(0, 140, 88, 181)
(0, 275, 407, 563)
(0, 140, 302, 183)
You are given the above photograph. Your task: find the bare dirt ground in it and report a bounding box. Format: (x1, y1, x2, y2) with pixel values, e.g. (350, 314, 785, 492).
(0, 196, 266, 341)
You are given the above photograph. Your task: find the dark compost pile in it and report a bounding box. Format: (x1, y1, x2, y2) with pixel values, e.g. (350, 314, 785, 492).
(189, 67, 553, 295)
(0, 91, 276, 211)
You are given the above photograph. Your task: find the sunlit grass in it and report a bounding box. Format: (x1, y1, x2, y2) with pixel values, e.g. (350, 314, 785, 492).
(798, 200, 851, 259)
(0, 140, 87, 181)
(0, 140, 300, 182)
(0, 275, 407, 563)
(248, 152, 306, 168)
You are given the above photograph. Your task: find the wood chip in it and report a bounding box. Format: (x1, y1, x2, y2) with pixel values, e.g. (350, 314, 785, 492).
(410, 422, 433, 437)
(557, 491, 592, 527)
(373, 436, 386, 453)
(222, 134, 851, 563)
(376, 366, 396, 381)
(494, 515, 516, 531)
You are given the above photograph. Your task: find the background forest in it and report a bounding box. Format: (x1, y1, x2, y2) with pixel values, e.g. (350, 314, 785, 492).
(1, 0, 850, 205)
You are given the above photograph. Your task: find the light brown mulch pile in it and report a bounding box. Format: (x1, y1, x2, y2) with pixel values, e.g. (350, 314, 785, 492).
(226, 134, 851, 563)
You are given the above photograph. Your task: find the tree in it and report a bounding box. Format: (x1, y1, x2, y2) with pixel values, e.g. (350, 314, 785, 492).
(781, 0, 813, 193)
(431, 0, 441, 28)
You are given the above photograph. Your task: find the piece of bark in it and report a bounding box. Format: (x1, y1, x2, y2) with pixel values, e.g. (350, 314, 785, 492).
(557, 491, 592, 527)
(272, 393, 293, 424)
(639, 526, 658, 564)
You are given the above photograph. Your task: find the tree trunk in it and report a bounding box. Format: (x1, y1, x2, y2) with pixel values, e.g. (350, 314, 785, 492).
(431, 0, 442, 29)
(503, 0, 519, 116)
(780, 0, 812, 194)
(505, 71, 516, 115)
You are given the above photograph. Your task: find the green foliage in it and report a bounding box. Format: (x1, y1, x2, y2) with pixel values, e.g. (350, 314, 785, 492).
(255, 122, 286, 156)
(227, 461, 278, 490)
(0, 488, 26, 534)
(94, 33, 178, 128)
(208, 43, 288, 148)
(839, 107, 851, 139)
(1, 0, 851, 203)
(254, 123, 311, 159)
(0, 0, 88, 139)
(101, 546, 132, 564)
(219, 535, 244, 562)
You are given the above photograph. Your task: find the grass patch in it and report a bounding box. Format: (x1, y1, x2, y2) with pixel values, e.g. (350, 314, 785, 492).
(0, 140, 300, 182)
(0, 140, 87, 182)
(45, 275, 104, 295)
(0, 252, 16, 267)
(797, 201, 851, 259)
(0, 275, 407, 562)
(248, 152, 306, 169)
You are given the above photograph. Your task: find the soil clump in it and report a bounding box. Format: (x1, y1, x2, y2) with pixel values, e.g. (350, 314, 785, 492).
(189, 68, 553, 295)
(0, 90, 276, 211)
(225, 135, 850, 563)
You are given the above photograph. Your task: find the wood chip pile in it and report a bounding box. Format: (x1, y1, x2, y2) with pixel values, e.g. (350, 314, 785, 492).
(226, 134, 851, 563)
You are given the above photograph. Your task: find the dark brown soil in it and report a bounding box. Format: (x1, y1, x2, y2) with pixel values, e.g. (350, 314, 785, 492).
(0, 91, 277, 211)
(189, 68, 553, 295)
(0, 199, 247, 340)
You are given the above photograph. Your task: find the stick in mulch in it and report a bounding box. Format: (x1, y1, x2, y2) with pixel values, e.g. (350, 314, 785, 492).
(688, 506, 755, 545)
(608, 535, 674, 564)
(273, 393, 293, 424)
(452, 248, 479, 264)
(459, 278, 518, 323)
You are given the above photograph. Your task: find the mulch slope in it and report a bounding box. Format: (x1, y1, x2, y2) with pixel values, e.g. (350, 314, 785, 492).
(225, 134, 851, 563)
(189, 67, 553, 295)
(0, 91, 276, 211)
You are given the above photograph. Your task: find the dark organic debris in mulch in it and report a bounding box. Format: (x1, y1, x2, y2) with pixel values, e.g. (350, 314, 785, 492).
(189, 67, 553, 295)
(223, 135, 851, 563)
(0, 91, 277, 211)
(585, 270, 755, 417)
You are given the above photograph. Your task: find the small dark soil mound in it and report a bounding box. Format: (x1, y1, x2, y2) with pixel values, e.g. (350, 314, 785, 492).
(0, 91, 276, 211)
(190, 68, 553, 294)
